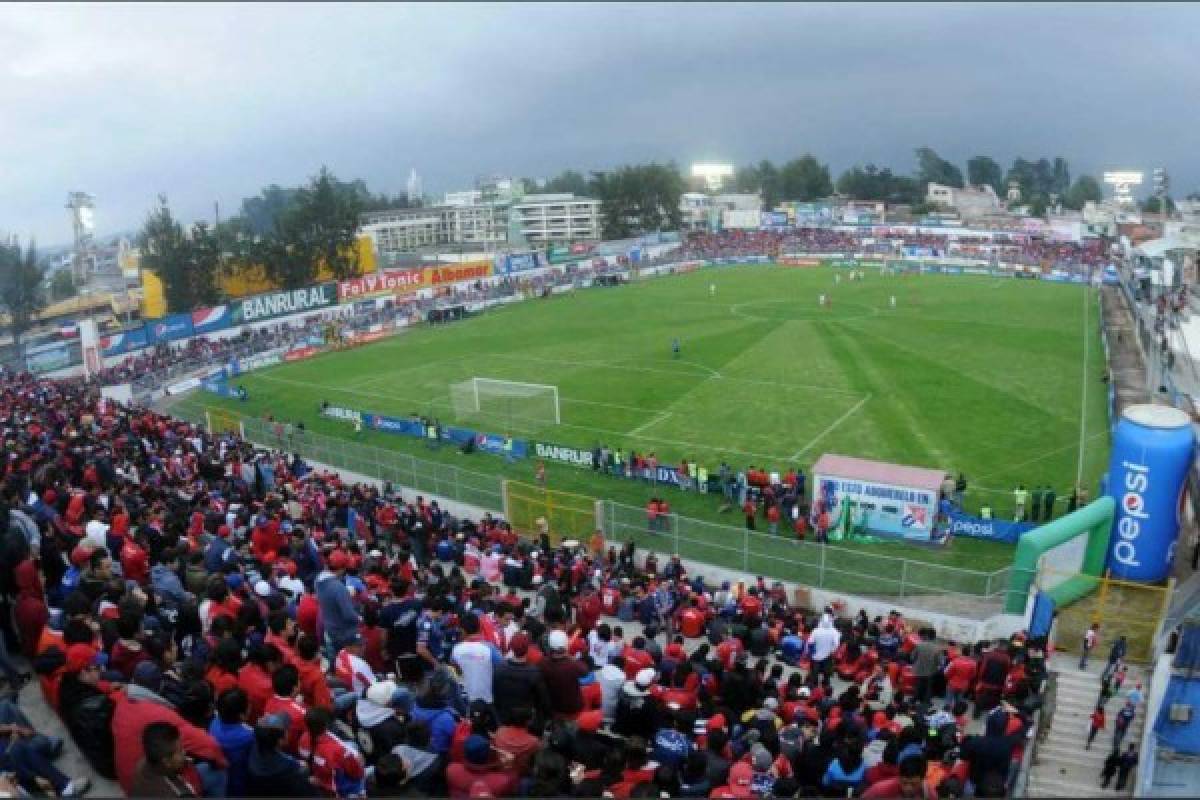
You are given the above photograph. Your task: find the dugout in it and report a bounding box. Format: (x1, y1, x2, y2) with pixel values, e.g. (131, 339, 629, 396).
(811, 454, 947, 542)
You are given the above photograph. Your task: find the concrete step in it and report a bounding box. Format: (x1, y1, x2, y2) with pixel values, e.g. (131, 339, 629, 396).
(1027, 775, 1125, 797)
(1037, 742, 1125, 766)
(1032, 757, 1116, 788)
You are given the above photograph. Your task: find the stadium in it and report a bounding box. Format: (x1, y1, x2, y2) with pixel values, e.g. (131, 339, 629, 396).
(6, 5, 1200, 800)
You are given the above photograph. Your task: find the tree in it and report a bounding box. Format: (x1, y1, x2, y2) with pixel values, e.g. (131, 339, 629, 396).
(779, 155, 833, 202)
(543, 170, 590, 196)
(239, 185, 300, 237)
(138, 200, 220, 313)
(1141, 196, 1176, 214)
(592, 163, 684, 239)
(966, 156, 1004, 194)
(286, 166, 363, 283)
(1064, 175, 1103, 210)
(836, 164, 920, 204)
(48, 269, 76, 302)
(0, 239, 47, 358)
(915, 147, 964, 189)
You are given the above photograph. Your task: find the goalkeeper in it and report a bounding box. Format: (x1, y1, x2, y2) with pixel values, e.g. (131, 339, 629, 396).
(672, 338, 681, 359)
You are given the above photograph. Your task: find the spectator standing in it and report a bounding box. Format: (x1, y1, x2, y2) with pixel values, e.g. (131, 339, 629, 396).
(1080, 622, 1099, 669)
(1086, 703, 1105, 749)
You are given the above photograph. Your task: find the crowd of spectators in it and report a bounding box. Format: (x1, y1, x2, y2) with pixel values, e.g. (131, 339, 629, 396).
(664, 228, 1110, 274)
(0, 369, 1053, 798)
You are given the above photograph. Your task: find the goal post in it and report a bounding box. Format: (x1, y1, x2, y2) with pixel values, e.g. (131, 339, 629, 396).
(449, 378, 561, 429)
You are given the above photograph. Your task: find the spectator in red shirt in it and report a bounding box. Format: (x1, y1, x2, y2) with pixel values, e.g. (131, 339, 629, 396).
(447, 734, 519, 800)
(237, 642, 283, 724)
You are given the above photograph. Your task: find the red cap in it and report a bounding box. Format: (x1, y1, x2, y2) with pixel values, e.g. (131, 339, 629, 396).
(328, 551, 349, 571)
(70, 543, 94, 567)
(509, 632, 530, 658)
(217, 524, 231, 538)
(64, 644, 100, 674)
(707, 712, 728, 733)
(728, 763, 755, 796)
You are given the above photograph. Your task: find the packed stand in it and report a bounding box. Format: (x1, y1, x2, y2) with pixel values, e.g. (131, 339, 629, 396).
(0, 370, 1056, 798)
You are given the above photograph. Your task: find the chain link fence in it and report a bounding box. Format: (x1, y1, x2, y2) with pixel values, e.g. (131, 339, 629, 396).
(169, 399, 506, 511)
(168, 398, 1010, 609)
(603, 499, 1010, 608)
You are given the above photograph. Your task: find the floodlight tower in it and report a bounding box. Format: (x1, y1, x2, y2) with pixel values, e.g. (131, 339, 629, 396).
(66, 191, 96, 285)
(1102, 171, 1143, 210)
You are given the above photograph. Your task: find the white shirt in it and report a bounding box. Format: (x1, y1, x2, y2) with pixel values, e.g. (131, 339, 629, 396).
(808, 620, 841, 661)
(587, 631, 611, 666)
(599, 665, 626, 720)
(84, 520, 110, 550)
(452, 638, 499, 704)
(338, 651, 392, 728)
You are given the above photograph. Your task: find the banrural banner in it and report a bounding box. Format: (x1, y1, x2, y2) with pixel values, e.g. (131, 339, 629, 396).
(318, 403, 528, 459)
(232, 283, 338, 325)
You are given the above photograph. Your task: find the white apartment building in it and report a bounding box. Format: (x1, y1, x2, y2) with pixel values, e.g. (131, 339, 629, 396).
(511, 193, 601, 245)
(925, 183, 1002, 217)
(360, 203, 509, 255)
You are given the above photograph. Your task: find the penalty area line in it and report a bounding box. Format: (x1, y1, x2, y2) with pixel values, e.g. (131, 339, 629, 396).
(627, 411, 673, 437)
(790, 394, 872, 460)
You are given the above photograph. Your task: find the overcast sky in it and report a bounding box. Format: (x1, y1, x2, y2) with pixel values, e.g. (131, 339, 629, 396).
(2, 2, 1198, 247)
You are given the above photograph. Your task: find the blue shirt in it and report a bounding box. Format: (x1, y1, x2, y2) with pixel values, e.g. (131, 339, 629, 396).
(210, 719, 254, 796)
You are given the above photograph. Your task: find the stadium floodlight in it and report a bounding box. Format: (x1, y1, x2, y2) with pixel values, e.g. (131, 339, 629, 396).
(691, 163, 735, 192)
(450, 378, 561, 429)
(1103, 171, 1144, 208)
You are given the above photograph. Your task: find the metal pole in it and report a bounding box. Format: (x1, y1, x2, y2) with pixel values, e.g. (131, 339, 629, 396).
(743, 528, 749, 572)
(1076, 284, 1089, 489)
(900, 560, 908, 598)
(819, 545, 826, 588)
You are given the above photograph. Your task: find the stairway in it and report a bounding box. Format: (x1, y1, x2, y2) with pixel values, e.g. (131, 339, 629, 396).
(1025, 657, 1147, 798)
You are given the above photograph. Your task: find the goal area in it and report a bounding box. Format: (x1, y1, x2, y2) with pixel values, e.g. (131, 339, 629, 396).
(449, 378, 561, 430)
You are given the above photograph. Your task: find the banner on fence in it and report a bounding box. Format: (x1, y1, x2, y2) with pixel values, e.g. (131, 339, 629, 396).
(147, 313, 195, 344)
(778, 257, 823, 267)
(946, 510, 1034, 544)
(232, 283, 338, 325)
(337, 269, 424, 301)
(191, 305, 233, 334)
(101, 327, 150, 357)
(495, 252, 542, 275)
(534, 442, 595, 468)
(319, 403, 527, 459)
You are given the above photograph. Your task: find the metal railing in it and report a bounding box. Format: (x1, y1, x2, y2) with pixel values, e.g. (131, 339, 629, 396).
(603, 498, 1011, 606)
(171, 399, 1011, 606)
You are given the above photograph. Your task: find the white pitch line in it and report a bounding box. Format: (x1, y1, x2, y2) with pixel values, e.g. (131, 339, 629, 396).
(628, 410, 672, 437)
(252, 372, 794, 462)
(790, 394, 872, 460)
(495, 353, 861, 396)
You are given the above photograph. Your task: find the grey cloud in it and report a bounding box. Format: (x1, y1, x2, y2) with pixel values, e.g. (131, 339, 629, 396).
(1, 2, 1198, 246)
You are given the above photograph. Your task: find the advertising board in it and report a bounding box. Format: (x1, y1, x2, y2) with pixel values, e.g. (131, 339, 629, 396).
(232, 283, 338, 325)
(813, 473, 940, 541)
(146, 313, 195, 344)
(191, 306, 233, 335)
(337, 269, 424, 301)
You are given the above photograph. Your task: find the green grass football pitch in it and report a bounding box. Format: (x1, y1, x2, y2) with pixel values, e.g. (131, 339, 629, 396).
(182, 265, 1111, 580)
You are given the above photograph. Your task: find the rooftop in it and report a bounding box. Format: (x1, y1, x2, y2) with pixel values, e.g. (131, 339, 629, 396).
(811, 453, 948, 492)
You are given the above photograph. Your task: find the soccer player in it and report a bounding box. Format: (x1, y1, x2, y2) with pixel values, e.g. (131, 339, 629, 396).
(709, 283, 716, 296)
(672, 338, 680, 359)
(890, 295, 897, 309)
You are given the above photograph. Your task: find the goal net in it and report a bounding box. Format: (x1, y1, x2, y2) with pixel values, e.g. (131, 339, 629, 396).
(449, 378, 561, 430)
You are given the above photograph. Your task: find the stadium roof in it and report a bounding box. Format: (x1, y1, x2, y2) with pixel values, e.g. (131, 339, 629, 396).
(812, 453, 948, 492)
(1136, 235, 1200, 258)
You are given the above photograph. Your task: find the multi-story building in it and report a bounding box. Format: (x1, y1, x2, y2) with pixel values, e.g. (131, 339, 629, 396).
(511, 193, 601, 246)
(925, 183, 1002, 217)
(360, 202, 509, 257)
